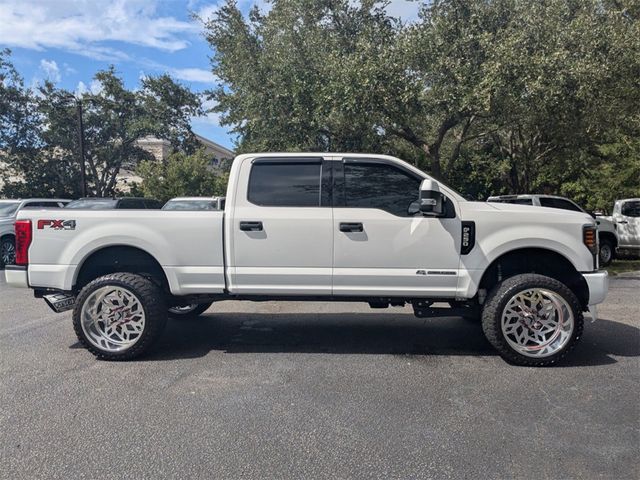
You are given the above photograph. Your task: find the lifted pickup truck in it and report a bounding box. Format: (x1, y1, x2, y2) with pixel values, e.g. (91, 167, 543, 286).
(5, 153, 608, 366)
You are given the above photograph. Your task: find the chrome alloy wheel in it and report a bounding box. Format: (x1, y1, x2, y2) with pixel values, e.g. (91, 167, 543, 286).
(501, 288, 574, 358)
(81, 286, 146, 352)
(1, 239, 15, 265)
(168, 304, 198, 315)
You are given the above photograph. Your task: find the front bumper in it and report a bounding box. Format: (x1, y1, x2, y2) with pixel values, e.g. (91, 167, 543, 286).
(582, 270, 609, 306)
(582, 270, 609, 320)
(4, 265, 28, 288)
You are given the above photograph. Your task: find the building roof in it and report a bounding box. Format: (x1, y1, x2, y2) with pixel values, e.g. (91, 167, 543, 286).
(194, 133, 234, 158)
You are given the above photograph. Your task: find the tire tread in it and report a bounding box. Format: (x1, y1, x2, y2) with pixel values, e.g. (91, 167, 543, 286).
(72, 272, 167, 360)
(481, 273, 584, 367)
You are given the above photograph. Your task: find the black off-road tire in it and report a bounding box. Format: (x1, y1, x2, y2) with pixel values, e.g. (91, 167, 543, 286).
(598, 238, 614, 267)
(72, 272, 167, 360)
(481, 273, 584, 367)
(168, 302, 213, 319)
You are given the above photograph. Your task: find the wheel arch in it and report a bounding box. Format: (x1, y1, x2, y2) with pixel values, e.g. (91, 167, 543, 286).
(73, 245, 170, 294)
(598, 231, 618, 248)
(478, 247, 589, 309)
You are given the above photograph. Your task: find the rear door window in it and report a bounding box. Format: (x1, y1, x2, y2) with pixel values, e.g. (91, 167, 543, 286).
(248, 160, 322, 207)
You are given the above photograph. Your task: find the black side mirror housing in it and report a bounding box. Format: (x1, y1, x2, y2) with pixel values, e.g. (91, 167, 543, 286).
(419, 179, 445, 217)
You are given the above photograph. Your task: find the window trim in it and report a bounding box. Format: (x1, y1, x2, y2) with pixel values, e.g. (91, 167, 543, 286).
(247, 157, 326, 208)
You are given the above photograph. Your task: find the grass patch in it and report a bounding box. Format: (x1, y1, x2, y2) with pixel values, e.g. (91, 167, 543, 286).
(606, 259, 640, 276)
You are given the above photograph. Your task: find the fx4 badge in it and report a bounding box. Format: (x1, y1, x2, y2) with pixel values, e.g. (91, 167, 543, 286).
(37, 219, 76, 230)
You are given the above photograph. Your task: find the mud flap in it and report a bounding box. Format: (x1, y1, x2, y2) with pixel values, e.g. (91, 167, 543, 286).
(43, 293, 75, 313)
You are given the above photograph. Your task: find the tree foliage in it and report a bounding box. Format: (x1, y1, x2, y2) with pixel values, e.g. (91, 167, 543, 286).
(1, 53, 203, 198)
(135, 149, 228, 202)
(204, 0, 640, 210)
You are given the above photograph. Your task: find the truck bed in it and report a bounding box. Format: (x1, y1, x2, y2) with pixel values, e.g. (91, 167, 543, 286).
(20, 209, 225, 295)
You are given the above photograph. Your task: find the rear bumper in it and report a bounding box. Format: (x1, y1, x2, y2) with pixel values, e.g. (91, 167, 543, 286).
(582, 270, 608, 306)
(4, 265, 28, 288)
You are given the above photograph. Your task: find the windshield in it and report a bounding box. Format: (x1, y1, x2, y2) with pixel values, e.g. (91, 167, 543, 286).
(0, 201, 21, 217)
(65, 199, 118, 209)
(162, 200, 218, 211)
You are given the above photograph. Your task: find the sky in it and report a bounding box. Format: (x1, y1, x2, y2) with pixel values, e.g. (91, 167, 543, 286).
(0, 0, 421, 151)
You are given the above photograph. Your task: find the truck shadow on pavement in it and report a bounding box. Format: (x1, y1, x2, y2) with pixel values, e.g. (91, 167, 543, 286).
(139, 313, 639, 367)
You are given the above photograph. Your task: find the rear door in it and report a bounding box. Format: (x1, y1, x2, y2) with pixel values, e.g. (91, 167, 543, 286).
(229, 157, 333, 295)
(331, 158, 462, 297)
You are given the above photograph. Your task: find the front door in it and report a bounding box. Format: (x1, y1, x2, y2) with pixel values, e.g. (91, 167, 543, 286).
(331, 158, 462, 297)
(229, 157, 333, 295)
(614, 199, 640, 249)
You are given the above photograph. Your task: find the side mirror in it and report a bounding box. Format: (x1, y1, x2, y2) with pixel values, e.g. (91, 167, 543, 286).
(419, 179, 445, 216)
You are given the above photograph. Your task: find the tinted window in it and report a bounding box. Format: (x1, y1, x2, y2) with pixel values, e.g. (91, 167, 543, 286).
(23, 201, 63, 208)
(143, 199, 162, 209)
(118, 198, 146, 209)
(163, 200, 217, 211)
(65, 199, 118, 209)
(539, 197, 583, 212)
(343, 162, 420, 217)
(490, 198, 533, 205)
(248, 161, 321, 207)
(621, 201, 640, 217)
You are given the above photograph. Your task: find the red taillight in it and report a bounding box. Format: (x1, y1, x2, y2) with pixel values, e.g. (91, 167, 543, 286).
(15, 220, 32, 265)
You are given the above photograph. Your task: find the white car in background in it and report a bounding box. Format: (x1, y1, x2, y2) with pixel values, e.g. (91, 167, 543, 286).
(611, 198, 640, 254)
(0, 198, 70, 267)
(487, 194, 619, 266)
(162, 196, 225, 211)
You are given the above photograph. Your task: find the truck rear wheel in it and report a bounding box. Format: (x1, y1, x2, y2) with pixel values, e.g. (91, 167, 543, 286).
(481, 274, 583, 366)
(72, 272, 167, 360)
(168, 302, 213, 319)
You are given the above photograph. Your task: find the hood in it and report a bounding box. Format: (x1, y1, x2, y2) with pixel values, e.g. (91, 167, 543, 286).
(461, 200, 594, 224)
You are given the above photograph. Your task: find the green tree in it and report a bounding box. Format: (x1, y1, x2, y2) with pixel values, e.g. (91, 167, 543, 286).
(136, 149, 228, 202)
(2, 62, 203, 198)
(204, 0, 639, 208)
(0, 49, 46, 196)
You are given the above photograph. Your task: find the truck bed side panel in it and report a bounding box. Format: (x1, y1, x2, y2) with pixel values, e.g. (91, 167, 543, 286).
(20, 210, 224, 295)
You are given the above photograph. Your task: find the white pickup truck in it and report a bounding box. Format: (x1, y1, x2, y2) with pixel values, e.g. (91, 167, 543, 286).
(5, 153, 609, 366)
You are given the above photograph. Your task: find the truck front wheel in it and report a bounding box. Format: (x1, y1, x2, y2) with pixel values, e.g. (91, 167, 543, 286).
(481, 274, 583, 366)
(72, 272, 167, 360)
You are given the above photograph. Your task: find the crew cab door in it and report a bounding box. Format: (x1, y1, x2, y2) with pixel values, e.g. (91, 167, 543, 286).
(614, 200, 640, 248)
(331, 158, 462, 297)
(228, 157, 333, 295)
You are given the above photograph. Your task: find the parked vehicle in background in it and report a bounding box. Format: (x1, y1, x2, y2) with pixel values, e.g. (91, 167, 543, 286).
(0, 198, 70, 268)
(162, 197, 225, 211)
(6, 153, 608, 366)
(65, 197, 162, 210)
(612, 198, 640, 254)
(487, 194, 619, 266)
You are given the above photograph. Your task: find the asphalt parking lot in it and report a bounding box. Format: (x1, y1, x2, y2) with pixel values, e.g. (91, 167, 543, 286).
(1, 275, 639, 479)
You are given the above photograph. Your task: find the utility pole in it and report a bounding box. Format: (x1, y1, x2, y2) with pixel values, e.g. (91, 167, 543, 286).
(76, 100, 87, 197)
